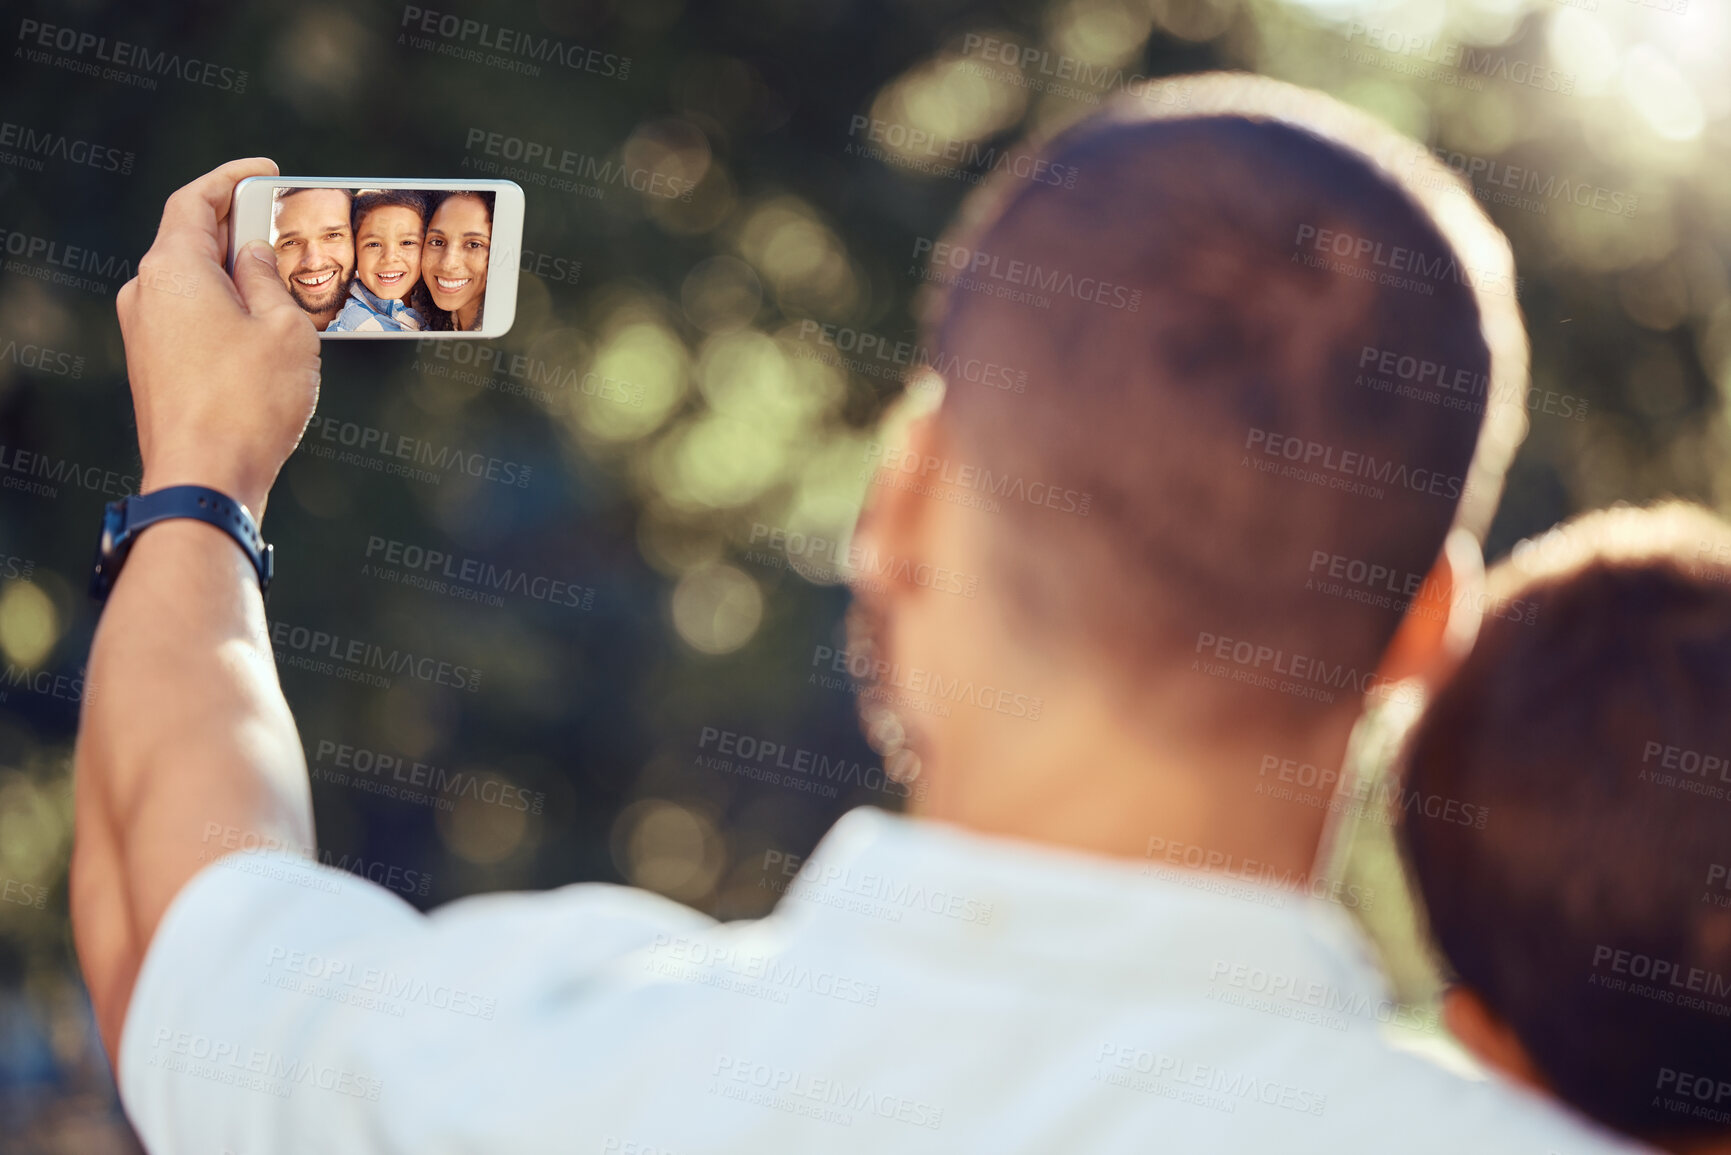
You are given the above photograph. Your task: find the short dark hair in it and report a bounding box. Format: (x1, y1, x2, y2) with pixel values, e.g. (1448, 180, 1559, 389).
(1402, 503, 1731, 1143)
(272, 185, 354, 213)
(351, 188, 429, 234)
(920, 74, 1528, 733)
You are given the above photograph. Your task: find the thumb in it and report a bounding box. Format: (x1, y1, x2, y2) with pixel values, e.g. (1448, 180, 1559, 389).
(234, 241, 295, 316)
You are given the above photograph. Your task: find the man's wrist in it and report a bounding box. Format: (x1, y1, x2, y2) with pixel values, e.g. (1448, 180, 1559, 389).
(140, 465, 271, 523)
(93, 485, 274, 602)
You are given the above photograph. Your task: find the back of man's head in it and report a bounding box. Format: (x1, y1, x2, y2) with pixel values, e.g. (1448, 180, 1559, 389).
(919, 73, 1528, 736)
(1401, 503, 1731, 1146)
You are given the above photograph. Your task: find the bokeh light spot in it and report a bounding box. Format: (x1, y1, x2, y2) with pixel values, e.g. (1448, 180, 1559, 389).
(615, 799, 723, 901)
(0, 581, 59, 668)
(670, 563, 763, 654)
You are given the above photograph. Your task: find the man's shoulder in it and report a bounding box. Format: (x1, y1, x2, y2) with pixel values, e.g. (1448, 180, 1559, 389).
(433, 879, 715, 934)
(412, 878, 720, 970)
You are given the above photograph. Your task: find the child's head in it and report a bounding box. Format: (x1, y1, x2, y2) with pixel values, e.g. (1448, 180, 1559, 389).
(1401, 502, 1731, 1150)
(351, 190, 428, 301)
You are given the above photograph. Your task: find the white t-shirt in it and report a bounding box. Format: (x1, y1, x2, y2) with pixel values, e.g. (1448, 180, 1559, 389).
(119, 806, 1646, 1154)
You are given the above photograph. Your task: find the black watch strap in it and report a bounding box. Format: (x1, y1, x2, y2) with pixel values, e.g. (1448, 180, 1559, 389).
(90, 485, 274, 601)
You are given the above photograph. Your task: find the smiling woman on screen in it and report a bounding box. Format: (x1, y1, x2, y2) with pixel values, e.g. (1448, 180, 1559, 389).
(422, 189, 492, 332)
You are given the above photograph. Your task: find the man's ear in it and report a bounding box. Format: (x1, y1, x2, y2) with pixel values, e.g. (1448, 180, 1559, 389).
(1375, 527, 1486, 694)
(850, 409, 944, 587)
(1442, 986, 1549, 1093)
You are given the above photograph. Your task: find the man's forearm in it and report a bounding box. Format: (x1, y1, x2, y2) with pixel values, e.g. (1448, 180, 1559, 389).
(73, 518, 313, 1058)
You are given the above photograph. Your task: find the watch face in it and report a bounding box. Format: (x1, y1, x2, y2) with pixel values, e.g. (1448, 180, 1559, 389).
(90, 499, 132, 600)
(100, 501, 127, 554)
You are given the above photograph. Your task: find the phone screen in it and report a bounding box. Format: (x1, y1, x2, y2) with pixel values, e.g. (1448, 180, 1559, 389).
(232, 179, 523, 339)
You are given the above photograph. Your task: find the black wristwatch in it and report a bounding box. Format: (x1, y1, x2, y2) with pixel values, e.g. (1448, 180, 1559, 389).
(90, 485, 273, 601)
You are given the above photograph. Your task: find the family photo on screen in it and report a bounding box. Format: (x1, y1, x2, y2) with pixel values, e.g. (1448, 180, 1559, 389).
(268, 186, 493, 333)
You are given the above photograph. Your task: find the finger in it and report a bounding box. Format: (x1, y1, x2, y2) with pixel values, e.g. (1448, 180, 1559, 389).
(151, 157, 280, 261)
(232, 241, 298, 318)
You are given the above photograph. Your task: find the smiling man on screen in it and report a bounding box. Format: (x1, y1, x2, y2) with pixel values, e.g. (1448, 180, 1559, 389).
(269, 186, 355, 331)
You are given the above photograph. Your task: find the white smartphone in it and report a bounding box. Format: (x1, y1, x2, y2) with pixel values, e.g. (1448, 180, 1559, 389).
(227, 177, 525, 339)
